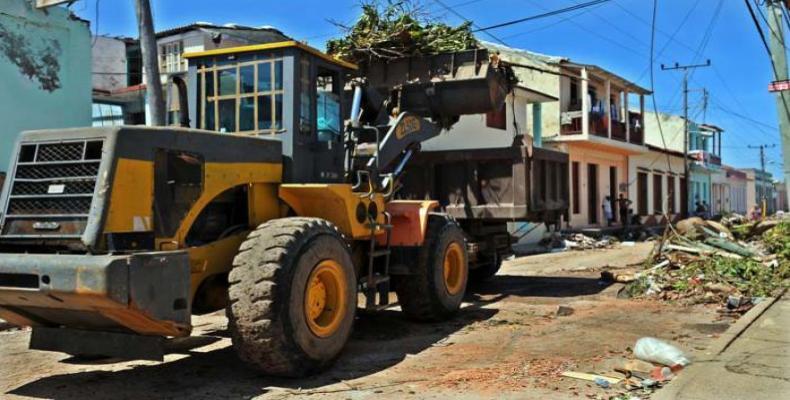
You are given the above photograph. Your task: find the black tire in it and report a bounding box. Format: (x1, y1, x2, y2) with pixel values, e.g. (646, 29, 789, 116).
(226, 217, 356, 377)
(394, 215, 468, 321)
(469, 254, 503, 283)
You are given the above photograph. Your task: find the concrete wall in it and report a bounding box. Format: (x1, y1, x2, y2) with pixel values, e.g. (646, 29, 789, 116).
(92, 36, 128, 91)
(643, 112, 685, 152)
(0, 0, 92, 172)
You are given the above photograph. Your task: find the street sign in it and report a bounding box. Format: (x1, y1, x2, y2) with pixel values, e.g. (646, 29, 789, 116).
(768, 80, 790, 92)
(36, 0, 71, 8)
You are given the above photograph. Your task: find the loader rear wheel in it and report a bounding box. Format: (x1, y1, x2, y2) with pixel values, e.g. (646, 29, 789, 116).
(226, 217, 356, 377)
(395, 215, 468, 321)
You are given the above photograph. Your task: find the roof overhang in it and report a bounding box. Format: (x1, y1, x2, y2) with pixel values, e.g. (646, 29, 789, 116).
(514, 85, 557, 104)
(184, 40, 358, 70)
(546, 134, 648, 156)
(558, 61, 651, 95)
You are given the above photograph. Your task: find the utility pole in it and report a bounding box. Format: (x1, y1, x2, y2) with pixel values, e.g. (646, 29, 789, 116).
(748, 144, 778, 217)
(661, 60, 712, 217)
(765, 0, 790, 210)
(135, 0, 165, 126)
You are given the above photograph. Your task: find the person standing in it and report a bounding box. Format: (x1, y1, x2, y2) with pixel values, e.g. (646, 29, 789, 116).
(602, 196, 613, 227)
(617, 193, 632, 227)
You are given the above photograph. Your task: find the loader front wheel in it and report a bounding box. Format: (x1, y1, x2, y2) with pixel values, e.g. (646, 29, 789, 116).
(395, 215, 468, 321)
(227, 218, 356, 377)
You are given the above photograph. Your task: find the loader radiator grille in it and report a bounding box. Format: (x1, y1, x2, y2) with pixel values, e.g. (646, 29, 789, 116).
(1, 140, 104, 238)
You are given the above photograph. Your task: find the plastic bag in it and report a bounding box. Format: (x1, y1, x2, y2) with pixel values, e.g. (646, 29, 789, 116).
(633, 337, 691, 367)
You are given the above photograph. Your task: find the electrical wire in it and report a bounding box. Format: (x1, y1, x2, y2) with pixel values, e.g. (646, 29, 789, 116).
(473, 0, 614, 33)
(91, 0, 100, 47)
(431, 0, 510, 46)
(743, 0, 790, 141)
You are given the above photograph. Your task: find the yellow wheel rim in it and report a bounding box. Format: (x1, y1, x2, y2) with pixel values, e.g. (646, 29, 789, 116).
(443, 242, 465, 296)
(304, 259, 347, 338)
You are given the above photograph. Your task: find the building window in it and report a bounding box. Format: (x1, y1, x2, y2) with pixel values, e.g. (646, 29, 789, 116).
(159, 41, 186, 74)
(199, 56, 284, 135)
(653, 174, 663, 214)
(572, 161, 580, 214)
(92, 103, 125, 127)
(637, 171, 648, 215)
(667, 175, 676, 213)
(486, 102, 507, 130)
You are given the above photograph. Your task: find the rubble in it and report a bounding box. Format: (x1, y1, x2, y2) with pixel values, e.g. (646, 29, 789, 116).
(563, 233, 618, 250)
(623, 218, 790, 308)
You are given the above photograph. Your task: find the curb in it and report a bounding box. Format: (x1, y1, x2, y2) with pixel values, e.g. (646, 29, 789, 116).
(653, 292, 784, 400)
(698, 291, 783, 361)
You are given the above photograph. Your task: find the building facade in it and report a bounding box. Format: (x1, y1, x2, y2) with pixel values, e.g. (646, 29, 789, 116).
(744, 168, 776, 214)
(723, 166, 748, 214)
(627, 145, 686, 224)
(481, 44, 651, 228)
(0, 0, 92, 182)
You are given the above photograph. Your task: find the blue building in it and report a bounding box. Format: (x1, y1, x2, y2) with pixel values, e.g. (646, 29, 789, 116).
(0, 0, 92, 185)
(688, 122, 724, 214)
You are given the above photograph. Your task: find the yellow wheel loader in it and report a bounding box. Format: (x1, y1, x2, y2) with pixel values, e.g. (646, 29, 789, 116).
(0, 41, 567, 376)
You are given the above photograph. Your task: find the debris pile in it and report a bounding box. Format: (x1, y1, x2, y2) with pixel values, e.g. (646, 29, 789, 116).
(562, 337, 691, 398)
(563, 233, 618, 251)
(623, 218, 790, 307)
(326, 1, 478, 64)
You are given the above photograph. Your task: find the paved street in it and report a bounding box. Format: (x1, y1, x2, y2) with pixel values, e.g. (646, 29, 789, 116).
(0, 243, 737, 400)
(655, 292, 790, 400)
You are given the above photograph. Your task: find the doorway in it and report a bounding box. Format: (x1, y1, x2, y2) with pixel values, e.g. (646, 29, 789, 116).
(609, 166, 618, 221)
(588, 163, 599, 225)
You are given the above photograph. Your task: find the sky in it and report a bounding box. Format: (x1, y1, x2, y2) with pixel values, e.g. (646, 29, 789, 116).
(67, 0, 787, 177)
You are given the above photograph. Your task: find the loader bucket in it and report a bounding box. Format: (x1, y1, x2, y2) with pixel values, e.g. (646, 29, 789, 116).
(0, 251, 192, 358)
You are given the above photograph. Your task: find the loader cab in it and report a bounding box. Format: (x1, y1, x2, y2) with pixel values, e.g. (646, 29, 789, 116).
(183, 42, 356, 183)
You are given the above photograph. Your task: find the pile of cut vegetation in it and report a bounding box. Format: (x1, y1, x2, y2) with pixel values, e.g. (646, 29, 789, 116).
(326, 1, 479, 64)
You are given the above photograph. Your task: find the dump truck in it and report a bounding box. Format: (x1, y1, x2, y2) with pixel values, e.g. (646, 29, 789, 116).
(0, 41, 567, 376)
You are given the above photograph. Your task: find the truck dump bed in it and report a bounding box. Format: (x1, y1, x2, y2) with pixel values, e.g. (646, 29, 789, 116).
(399, 146, 569, 224)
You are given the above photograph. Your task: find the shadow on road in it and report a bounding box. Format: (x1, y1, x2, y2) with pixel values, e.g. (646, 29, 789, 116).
(8, 275, 607, 399)
(8, 303, 499, 399)
(471, 275, 613, 299)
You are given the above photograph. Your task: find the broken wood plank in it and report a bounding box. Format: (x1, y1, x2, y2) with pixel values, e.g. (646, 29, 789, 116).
(560, 371, 622, 384)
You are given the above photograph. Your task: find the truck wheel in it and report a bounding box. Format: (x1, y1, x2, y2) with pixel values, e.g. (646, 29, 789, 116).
(469, 254, 503, 283)
(395, 215, 468, 321)
(227, 217, 356, 377)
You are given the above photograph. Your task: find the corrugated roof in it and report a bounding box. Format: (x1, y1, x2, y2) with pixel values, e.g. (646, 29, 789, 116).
(155, 22, 290, 43)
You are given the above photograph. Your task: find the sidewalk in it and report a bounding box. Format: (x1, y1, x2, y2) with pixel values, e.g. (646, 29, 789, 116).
(654, 292, 790, 400)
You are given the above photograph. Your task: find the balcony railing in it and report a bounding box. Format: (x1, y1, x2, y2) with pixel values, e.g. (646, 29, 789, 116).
(560, 111, 645, 146)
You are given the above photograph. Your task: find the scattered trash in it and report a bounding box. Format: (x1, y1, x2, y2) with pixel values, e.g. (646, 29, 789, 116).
(633, 337, 691, 367)
(563, 233, 617, 251)
(623, 359, 655, 374)
(594, 377, 611, 389)
(561, 371, 622, 385)
(640, 378, 658, 388)
(621, 241, 636, 247)
(555, 305, 575, 317)
(649, 366, 675, 382)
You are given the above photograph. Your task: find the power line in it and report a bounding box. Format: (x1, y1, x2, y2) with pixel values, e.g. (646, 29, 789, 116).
(473, 0, 614, 33)
(431, 0, 509, 46)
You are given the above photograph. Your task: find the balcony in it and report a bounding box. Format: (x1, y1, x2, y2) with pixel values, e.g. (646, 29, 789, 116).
(559, 112, 645, 146)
